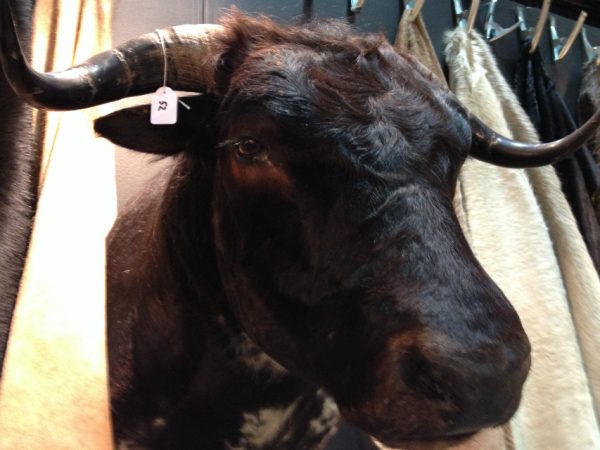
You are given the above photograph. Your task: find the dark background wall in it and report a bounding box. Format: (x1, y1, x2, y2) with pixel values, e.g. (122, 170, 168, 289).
(113, 0, 600, 118)
(516, 0, 600, 27)
(200, 0, 600, 117)
(111, 0, 600, 209)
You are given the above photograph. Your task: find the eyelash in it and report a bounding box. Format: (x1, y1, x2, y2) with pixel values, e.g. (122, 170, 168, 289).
(217, 138, 239, 149)
(219, 137, 265, 157)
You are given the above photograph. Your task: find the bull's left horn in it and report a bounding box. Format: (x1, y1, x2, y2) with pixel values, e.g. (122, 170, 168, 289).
(0, 1, 223, 110)
(469, 108, 600, 168)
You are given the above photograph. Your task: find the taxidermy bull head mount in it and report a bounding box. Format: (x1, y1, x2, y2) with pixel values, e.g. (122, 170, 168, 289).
(2, 3, 600, 447)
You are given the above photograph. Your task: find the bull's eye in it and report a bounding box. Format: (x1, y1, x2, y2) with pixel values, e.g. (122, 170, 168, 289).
(234, 138, 264, 157)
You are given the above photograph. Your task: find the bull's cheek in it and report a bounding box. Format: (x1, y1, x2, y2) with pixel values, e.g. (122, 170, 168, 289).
(209, 217, 311, 376)
(213, 154, 345, 381)
(213, 152, 298, 255)
(227, 153, 294, 194)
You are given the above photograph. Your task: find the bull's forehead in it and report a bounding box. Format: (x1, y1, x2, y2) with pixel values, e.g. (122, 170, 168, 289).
(229, 43, 433, 112)
(222, 44, 471, 176)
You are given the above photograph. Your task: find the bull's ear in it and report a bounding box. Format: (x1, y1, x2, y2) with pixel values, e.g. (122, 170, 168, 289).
(94, 94, 218, 155)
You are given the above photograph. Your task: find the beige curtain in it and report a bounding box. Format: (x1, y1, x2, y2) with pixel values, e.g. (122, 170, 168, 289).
(0, 1, 115, 448)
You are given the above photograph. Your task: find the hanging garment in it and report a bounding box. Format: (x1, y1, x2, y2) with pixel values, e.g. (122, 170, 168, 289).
(0, 0, 115, 447)
(513, 42, 600, 273)
(580, 60, 600, 166)
(394, 12, 447, 86)
(445, 28, 600, 449)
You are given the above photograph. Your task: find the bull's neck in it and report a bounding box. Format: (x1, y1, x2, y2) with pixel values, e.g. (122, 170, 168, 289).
(156, 156, 230, 319)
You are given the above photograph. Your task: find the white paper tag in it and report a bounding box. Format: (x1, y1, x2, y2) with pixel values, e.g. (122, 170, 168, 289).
(150, 87, 178, 125)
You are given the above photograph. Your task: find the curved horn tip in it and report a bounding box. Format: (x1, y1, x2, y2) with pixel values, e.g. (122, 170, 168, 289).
(1, 12, 224, 111)
(469, 108, 600, 168)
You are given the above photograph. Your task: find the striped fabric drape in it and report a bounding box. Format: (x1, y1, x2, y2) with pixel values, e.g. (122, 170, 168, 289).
(0, 0, 115, 448)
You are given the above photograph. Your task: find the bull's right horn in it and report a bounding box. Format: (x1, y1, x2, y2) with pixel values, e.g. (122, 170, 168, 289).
(0, 1, 223, 110)
(469, 107, 600, 168)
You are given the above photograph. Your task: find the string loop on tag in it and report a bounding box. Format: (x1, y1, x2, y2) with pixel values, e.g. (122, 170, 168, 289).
(154, 29, 190, 110)
(155, 29, 168, 88)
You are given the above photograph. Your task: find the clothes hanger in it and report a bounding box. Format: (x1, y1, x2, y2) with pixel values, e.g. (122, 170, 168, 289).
(516, 2, 551, 53)
(405, 0, 425, 22)
(350, 0, 365, 13)
(529, 0, 551, 53)
(485, 0, 521, 42)
(302, 0, 312, 22)
(581, 27, 600, 66)
(550, 11, 587, 62)
(467, 0, 480, 32)
(453, 0, 480, 33)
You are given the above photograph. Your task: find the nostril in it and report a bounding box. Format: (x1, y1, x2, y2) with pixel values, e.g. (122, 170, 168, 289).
(397, 340, 530, 435)
(401, 347, 451, 403)
(338, 322, 531, 446)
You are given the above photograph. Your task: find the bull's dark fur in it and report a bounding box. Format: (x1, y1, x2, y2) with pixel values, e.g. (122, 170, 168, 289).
(0, 0, 37, 374)
(104, 91, 340, 450)
(97, 13, 530, 449)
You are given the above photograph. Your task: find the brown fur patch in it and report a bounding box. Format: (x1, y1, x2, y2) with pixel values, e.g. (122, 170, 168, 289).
(228, 155, 294, 194)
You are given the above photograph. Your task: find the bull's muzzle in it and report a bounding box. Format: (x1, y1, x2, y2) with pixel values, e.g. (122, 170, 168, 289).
(340, 330, 530, 446)
(329, 265, 531, 447)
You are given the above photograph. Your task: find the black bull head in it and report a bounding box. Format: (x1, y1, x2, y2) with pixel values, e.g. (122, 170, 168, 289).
(3, 5, 600, 447)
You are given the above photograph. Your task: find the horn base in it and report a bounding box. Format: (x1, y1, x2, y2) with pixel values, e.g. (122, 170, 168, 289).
(0, 0, 222, 111)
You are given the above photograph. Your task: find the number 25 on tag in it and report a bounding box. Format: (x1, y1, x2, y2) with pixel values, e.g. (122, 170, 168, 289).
(151, 87, 178, 125)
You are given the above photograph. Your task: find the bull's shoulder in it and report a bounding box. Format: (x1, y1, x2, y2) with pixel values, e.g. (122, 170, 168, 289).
(106, 161, 193, 403)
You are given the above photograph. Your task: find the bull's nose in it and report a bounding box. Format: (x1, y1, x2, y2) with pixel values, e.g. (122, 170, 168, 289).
(338, 327, 531, 446)
(399, 341, 531, 436)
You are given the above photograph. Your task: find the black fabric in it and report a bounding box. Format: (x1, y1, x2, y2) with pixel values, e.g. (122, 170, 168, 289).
(513, 40, 600, 274)
(579, 62, 600, 168)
